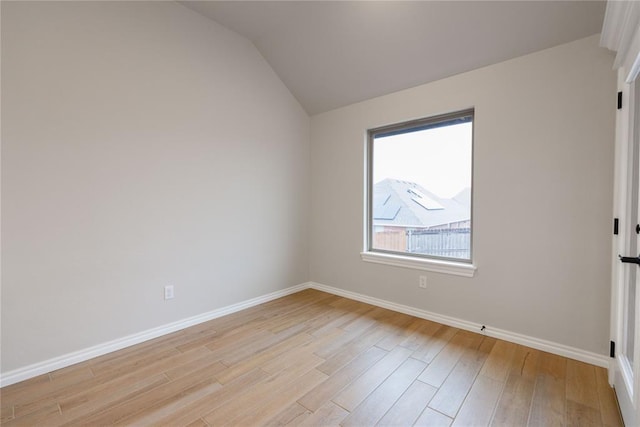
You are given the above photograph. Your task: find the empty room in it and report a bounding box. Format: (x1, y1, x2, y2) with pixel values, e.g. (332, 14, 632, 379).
(1, 0, 639, 425)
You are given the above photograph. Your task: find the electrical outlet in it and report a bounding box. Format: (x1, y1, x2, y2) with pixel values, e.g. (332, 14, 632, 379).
(419, 276, 427, 289)
(164, 285, 174, 300)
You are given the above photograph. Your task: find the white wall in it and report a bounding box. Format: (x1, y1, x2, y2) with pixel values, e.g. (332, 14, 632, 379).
(310, 35, 616, 355)
(1, 1, 309, 373)
(0, 1, 617, 377)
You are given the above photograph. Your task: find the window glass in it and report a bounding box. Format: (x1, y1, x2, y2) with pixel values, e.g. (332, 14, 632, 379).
(368, 110, 473, 262)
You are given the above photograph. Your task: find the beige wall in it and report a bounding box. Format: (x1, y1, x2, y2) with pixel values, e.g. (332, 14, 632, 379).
(1, 1, 309, 372)
(310, 35, 616, 355)
(0, 2, 617, 376)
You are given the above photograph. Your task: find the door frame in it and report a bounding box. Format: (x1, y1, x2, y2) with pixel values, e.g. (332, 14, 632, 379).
(611, 69, 640, 427)
(603, 3, 640, 425)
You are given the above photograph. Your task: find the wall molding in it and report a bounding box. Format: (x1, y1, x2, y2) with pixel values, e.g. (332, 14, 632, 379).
(307, 282, 610, 369)
(1, 280, 609, 387)
(0, 284, 307, 387)
(360, 251, 476, 277)
(601, 0, 640, 82)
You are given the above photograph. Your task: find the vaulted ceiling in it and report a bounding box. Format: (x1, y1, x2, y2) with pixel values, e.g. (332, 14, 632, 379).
(180, 1, 607, 115)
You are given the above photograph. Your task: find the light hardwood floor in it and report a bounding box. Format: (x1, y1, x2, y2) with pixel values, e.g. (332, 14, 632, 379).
(0, 289, 624, 426)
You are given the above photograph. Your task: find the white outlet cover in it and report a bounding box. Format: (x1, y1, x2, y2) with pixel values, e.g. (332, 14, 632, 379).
(164, 285, 174, 300)
(419, 276, 427, 288)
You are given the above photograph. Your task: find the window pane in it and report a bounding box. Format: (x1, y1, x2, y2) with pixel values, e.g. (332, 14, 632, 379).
(370, 112, 473, 262)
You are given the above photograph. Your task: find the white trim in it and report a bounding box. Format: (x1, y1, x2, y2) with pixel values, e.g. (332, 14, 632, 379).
(361, 251, 476, 277)
(308, 282, 610, 368)
(609, 67, 640, 425)
(601, 1, 635, 65)
(610, 68, 631, 386)
(616, 367, 637, 427)
(624, 21, 640, 83)
(0, 284, 307, 387)
(601, 0, 640, 82)
(1, 280, 609, 387)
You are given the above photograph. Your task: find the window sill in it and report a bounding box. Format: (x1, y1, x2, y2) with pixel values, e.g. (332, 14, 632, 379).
(360, 251, 476, 277)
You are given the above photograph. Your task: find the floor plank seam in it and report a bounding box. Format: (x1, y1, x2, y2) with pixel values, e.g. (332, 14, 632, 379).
(487, 373, 509, 426)
(0, 289, 623, 427)
(329, 398, 351, 413)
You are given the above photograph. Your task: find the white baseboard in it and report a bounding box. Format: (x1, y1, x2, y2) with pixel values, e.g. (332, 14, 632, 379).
(0, 284, 307, 387)
(1, 280, 609, 387)
(307, 281, 610, 369)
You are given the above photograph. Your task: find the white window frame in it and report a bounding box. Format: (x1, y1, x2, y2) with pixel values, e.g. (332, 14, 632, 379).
(361, 109, 477, 278)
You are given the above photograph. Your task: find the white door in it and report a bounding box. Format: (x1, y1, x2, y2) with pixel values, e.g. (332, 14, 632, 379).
(613, 78, 640, 427)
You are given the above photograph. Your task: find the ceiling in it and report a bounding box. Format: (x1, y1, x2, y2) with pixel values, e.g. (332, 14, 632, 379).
(180, 1, 607, 115)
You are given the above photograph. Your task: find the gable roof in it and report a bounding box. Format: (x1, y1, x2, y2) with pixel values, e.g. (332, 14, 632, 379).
(373, 179, 470, 228)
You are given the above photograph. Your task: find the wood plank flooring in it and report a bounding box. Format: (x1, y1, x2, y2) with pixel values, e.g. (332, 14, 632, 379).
(0, 289, 624, 426)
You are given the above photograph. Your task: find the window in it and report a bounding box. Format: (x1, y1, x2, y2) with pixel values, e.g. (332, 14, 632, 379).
(363, 109, 476, 277)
